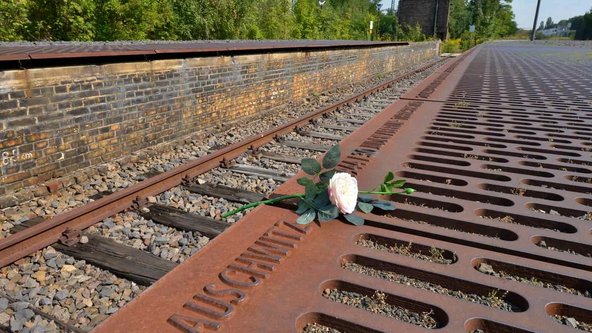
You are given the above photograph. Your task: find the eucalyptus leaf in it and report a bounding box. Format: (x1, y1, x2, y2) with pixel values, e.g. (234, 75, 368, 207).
(384, 171, 394, 183)
(313, 190, 331, 207)
(297, 177, 314, 187)
(295, 200, 310, 214)
(316, 181, 328, 192)
(344, 214, 365, 226)
(358, 194, 373, 202)
(318, 205, 339, 222)
(372, 200, 396, 211)
(319, 170, 336, 183)
(322, 144, 341, 169)
(296, 209, 316, 224)
(357, 201, 374, 214)
(301, 158, 321, 175)
(305, 183, 317, 201)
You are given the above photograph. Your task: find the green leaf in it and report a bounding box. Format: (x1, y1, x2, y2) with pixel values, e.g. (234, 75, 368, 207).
(318, 205, 339, 222)
(295, 200, 310, 214)
(380, 183, 388, 192)
(372, 200, 396, 211)
(383, 171, 394, 183)
(319, 170, 336, 183)
(389, 179, 406, 188)
(297, 177, 314, 187)
(358, 194, 373, 202)
(296, 209, 316, 224)
(313, 190, 331, 207)
(322, 144, 341, 169)
(357, 201, 374, 214)
(344, 214, 365, 226)
(316, 181, 328, 192)
(301, 158, 321, 175)
(304, 183, 317, 201)
(404, 188, 415, 194)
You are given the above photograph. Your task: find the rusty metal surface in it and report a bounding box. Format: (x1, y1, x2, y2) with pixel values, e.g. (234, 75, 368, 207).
(94, 43, 592, 333)
(0, 57, 446, 269)
(0, 40, 408, 62)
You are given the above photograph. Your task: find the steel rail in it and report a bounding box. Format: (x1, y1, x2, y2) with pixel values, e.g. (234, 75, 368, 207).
(0, 57, 448, 268)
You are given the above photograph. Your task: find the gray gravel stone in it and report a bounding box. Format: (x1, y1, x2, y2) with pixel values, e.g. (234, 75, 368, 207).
(0, 297, 8, 311)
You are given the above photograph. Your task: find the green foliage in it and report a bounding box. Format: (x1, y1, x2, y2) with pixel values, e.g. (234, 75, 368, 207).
(398, 23, 427, 42)
(26, 0, 96, 41)
(322, 144, 341, 169)
(447, 0, 518, 50)
(95, 0, 174, 40)
(440, 38, 462, 53)
(448, 0, 471, 39)
(569, 9, 592, 40)
(0, 0, 390, 41)
(545, 17, 554, 29)
(301, 158, 322, 175)
(0, 0, 29, 41)
(378, 11, 398, 40)
(467, 0, 517, 39)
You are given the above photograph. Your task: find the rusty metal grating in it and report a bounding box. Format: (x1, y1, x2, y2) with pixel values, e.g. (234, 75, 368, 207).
(0, 40, 408, 62)
(94, 43, 592, 333)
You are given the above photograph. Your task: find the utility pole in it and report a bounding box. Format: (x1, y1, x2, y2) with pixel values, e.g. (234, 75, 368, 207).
(531, 0, 542, 41)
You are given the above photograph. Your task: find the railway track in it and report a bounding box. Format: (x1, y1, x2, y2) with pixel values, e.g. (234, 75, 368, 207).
(0, 56, 448, 332)
(94, 42, 592, 333)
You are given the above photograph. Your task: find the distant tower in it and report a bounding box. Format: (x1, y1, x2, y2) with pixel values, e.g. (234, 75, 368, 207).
(391, 0, 396, 12)
(398, 0, 450, 40)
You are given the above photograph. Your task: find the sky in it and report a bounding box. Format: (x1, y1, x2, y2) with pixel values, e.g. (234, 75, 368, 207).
(380, 0, 592, 29)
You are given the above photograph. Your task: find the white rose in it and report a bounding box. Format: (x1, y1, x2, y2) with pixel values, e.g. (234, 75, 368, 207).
(328, 172, 358, 214)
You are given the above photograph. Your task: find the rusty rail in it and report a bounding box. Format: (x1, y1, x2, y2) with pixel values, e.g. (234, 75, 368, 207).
(94, 43, 592, 333)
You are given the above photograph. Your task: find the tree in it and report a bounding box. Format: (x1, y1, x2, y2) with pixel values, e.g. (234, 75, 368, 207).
(379, 9, 398, 40)
(294, 0, 322, 39)
(94, 0, 174, 40)
(165, 0, 217, 40)
(26, 0, 96, 41)
(467, 0, 517, 39)
(448, 0, 471, 39)
(538, 21, 545, 31)
(545, 17, 554, 29)
(0, 0, 29, 41)
(569, 8, 592, 40)
(247, 0, 296, 39)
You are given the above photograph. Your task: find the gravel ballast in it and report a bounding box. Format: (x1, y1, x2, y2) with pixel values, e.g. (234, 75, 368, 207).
(343, 262, 519, 312)
(322, 289, 438, 329)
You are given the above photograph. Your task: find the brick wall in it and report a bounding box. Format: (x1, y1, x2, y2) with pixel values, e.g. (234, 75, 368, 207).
(0, 41, 438, 200)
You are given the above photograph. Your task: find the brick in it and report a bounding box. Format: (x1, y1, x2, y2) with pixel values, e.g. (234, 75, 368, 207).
(45, 180, 63, 193)
(0, 136, 24, 149)
(8, 118, 36, 127)
(26, 131, 51, 142)
(0, 108, 27, 118)
(22, 96, 49, 107)
(0, 171, 30, 185)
